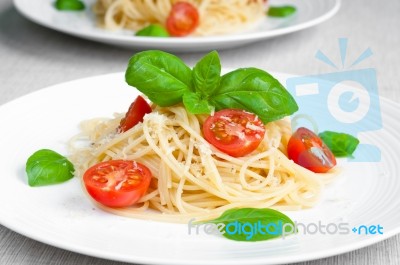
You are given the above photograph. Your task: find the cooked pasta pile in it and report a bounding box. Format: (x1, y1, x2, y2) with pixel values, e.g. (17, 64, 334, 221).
(69, 104, 336, 222)
(93, 0, 266, 36)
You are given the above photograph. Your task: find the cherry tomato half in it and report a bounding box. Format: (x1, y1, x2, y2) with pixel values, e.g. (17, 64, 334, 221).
(287, 127, 336, 173)
(83, 160, 152, 207)
(119, 95, 152, 133)
(203, 109, 266, 157)
(166, 2, 199, 37)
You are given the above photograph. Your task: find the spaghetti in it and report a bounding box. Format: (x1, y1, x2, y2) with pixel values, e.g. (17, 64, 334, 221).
(69, 104, 336, 223)
(93, 0, 267, 36)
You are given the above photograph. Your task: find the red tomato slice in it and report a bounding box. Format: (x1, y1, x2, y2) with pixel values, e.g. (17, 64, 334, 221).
(203, 109, 266, 157)
(83, 160, 152, 207)
(287, 127, 337, 173)
(119, 95, 152, 132)
(166, 2, 199, 37)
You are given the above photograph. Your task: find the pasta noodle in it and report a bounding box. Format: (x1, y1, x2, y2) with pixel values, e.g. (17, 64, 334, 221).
(93, 0, 266, 36)
(69, 104, 337, 223)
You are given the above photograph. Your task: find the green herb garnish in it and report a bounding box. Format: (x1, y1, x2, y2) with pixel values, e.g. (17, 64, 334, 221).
(203, 208, 295, 241)
(135, 24, 170, 37)
(54, 0, 85, 11)
(267, 6, 296, 17)
(125, 50, 192, 107)
(182, 92, 214, 114)
(211, 67, 298, 122)
(26, 149, 75, 187)
(319, 131, 360, 157)
(192, 50, 221, 95)
(125, 50, 298, 123)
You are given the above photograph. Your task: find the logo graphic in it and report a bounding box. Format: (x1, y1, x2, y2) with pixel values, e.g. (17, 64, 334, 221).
(286, 38, 382, 162)
(188, 219, 384, 240)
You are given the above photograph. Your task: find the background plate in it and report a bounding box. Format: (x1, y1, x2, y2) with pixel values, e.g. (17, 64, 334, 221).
(0, 72, 399, 264)
(13, 0, 340, 52)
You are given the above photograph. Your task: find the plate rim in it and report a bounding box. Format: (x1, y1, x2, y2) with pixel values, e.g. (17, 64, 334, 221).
(12, 0, 341, 47)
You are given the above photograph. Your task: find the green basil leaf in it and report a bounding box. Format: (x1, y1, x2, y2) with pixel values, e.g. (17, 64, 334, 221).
(125, 50, 192, 107)
(55, 0, 85, 11)
(26, 149, 75, 187)
(319, 131, 360, 157)
(267, 6, 296, 17)
(183, 92, 214, 114)
(205, 208, 295, 241)
(192, 50, 221, 96)
(211, 68, 298, 123)
(135, 24, 170, 37)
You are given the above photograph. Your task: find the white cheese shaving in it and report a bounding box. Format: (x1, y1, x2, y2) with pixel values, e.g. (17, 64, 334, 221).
(245, 121, 264, 131)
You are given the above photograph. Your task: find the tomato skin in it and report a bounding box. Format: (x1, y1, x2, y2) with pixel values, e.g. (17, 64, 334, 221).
(287, 127, 336, 173)
(83, 160, 152, 207)
(166, 2, 199, 37)
(119, 95, 152, 132)
(203, 109, 266, 157)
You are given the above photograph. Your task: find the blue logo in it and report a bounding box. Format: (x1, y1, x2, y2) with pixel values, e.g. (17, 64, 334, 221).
(188, 218, 384, 240)
(286, 38, 382, 162)
(352, 224, 383, 235)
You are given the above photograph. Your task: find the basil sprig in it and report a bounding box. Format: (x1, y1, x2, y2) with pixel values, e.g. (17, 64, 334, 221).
(211, 68, 298, 122)
(204, 208, 295, 241)
(125, 50, 192, 107)
(267, 6, 296, 17)
(54, 0, 85, 11)
(135, 24, 170, 37)
(182, 92, 214, 114)
(192, 50, 221, 95)
(319, 131, 360, 157)
(182, 50, 221, 114)
(125, 50, 298, 123)
(26, 149, 75, 187)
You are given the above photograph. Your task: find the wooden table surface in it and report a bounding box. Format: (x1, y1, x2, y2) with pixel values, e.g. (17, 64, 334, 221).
(1, 0, 399, 264)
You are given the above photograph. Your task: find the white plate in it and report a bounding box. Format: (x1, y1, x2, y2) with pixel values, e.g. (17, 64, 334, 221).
(13, 0, 340, 52)
(1, 72, 399, 265)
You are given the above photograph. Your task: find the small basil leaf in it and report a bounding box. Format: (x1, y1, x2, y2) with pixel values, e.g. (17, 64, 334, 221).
(205, 208, 295, 242)
(319, 131, 360, 157)
(55, 0, 85, 11)
(135, 24, 170, 37)
(211, 68, 298, 123)
(192, 50, 221, 96)
(267, 6, 296, 17)
(26, 149, 75, 187)
(183, 92, 214, 114)
(125, 50, 192, 107)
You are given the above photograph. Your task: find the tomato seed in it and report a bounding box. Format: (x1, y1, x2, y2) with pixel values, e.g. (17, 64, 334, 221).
(128, 175, 140, 180)
(128, 180, 138, 185)
(216, 122, 224, 128)
(98, 177, 108, 183)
